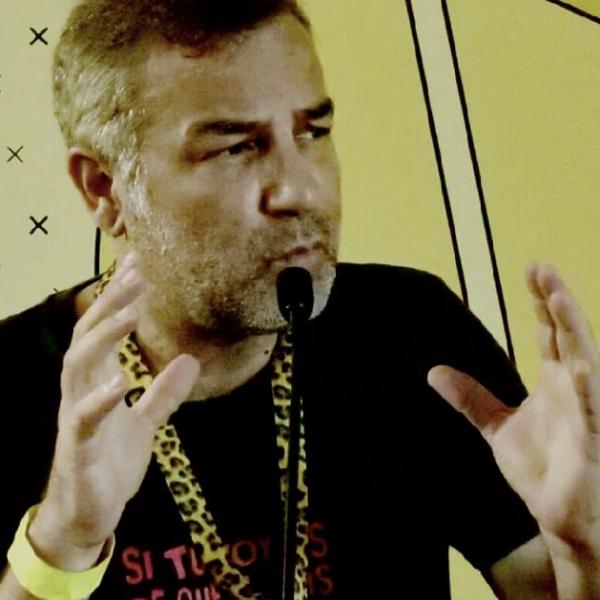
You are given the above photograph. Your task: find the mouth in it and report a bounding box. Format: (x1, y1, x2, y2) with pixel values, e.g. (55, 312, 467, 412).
(269, 241, 326, 269)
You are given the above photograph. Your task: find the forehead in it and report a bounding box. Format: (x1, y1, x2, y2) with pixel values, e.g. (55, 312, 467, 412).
(139, 14, 326, 125)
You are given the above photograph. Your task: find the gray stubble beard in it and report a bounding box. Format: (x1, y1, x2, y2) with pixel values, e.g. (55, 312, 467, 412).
(123, 176, 340, 338)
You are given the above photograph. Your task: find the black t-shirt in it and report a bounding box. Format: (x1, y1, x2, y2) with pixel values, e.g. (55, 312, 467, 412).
(0, 264, 539, 599)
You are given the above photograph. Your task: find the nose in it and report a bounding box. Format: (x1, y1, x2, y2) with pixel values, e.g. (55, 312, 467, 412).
(259, 139, 319, 217)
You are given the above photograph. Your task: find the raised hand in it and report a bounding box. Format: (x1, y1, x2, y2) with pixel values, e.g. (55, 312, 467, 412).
(428, 264, 599, 549)
(28, 253, 200, 571)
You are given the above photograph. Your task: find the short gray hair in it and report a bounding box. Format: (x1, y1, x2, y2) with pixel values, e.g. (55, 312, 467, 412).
(53, 0, 311, 182)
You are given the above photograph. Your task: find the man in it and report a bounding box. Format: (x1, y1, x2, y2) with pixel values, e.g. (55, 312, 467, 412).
(0, 0, 598, 598)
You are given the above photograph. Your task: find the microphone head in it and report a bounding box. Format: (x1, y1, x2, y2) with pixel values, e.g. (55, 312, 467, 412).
(276, 267, 314, 323)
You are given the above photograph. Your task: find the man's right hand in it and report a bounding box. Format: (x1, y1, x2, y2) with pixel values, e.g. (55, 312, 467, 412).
(26, 252, 200, 572)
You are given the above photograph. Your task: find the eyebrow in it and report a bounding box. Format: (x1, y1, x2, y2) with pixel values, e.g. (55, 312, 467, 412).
(187, 97, 335, 138)
(303, 97, 335, 121)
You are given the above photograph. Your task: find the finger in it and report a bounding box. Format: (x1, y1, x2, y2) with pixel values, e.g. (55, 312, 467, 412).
(428, 365, 513, 443)
(67, 373, 129, 440)
(535, 264, 597, 362)
(133, 354, 201, 428)
(528, 263, 599, 365)
(72, 253, 142, 342)
(526, 263, 559, 360)
(570, 359, 600, 436)
(536, 325, 559, 361)
(62, 304, 139, 397)
(526, 263, 553, 323)
(529, 264, 600, 436)
(547, 287, 599, 367)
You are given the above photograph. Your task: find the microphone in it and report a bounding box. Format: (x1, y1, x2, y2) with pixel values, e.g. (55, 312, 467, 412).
(276, 267, 313, 600)
(277, 266, 314, 324)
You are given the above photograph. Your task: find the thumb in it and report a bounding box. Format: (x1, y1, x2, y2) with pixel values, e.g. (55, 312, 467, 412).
(134, 354, 201, 427)
(427, 365, 513, 442)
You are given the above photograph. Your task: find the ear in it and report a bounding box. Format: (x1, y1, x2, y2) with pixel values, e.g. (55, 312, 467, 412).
(67, 148, 127, 238)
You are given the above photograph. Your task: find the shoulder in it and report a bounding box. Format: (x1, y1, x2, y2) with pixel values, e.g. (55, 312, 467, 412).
(318, 262, 466, 342)
(316, 262, 526, 406)
(324, 262, 456, 321)
(0, 277, 99, 396)
(332, 262, 449, 296)
(0, 280, 97, 556)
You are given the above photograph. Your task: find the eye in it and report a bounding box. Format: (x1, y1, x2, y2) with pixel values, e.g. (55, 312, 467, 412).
(184, 141, 262, 164)
(297, 125, 332, 141)
(224, 139, 264, 157)
(225, 142, 252, 156)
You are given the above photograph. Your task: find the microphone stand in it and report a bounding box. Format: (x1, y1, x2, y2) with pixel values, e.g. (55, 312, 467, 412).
(281, 308, 302, 600)
(277, 267, 313, 600)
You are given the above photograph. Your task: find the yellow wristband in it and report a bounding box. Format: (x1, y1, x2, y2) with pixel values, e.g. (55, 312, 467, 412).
(7, 506, 114, 600)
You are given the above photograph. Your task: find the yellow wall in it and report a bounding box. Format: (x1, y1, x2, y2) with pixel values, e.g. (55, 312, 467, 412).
(561, 0, 600, 18)
(301, 1, 599, 595)
(447, 0, 600, 386)
(0, 0, 90, 313)
(1, 0, 598, 597)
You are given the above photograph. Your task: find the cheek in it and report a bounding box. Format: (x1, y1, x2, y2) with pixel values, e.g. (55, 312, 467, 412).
(171, 198, 250, 254)
(315, 144, 342, 195)
(318, 166, 342, 221)
(156, 172, 246, 224)
(186, 168, 260, 216)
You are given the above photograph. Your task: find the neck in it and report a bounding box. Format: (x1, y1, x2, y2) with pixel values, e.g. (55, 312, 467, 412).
(136, 304, 278, 400)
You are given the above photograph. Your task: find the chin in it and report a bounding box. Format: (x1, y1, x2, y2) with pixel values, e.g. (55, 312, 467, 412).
(223, 263, 336, 337)
(178, 259, 337, 338)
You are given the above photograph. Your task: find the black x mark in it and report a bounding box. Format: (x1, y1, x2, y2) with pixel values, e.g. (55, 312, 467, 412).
(30, 216, 48, 235)
(30, 27, 48, 46)
(7, 146, 23, 163)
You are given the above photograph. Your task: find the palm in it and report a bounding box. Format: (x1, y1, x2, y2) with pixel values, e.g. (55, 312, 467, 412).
(46, 257, 200, 548)
(429, 264, 600, 542)
(69, 399, 156, 533)
(490, 362, 598, 539)
(55, 348, 197, 545)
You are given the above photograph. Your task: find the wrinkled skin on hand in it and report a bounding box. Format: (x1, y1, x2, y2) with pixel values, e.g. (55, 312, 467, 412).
(428, 264, 599, 552)
(30, 253, 200, 568)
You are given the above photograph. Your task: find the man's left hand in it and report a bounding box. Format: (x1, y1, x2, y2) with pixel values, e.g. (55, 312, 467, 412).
(428, 264, 599, 594)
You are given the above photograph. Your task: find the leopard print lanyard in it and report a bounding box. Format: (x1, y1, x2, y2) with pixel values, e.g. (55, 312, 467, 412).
(95, 263, 309, 599)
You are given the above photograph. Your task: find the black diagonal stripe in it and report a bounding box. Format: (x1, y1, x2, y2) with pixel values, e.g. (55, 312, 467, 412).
(405, 0, 470, 308)
(440, 0, 516, 364)
(94, 227, 102, 277)
(544, 0, 600, 25)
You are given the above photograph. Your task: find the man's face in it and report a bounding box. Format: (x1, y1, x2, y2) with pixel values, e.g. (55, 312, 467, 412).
(122, 14, 341, 336)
